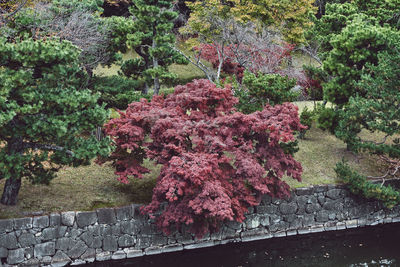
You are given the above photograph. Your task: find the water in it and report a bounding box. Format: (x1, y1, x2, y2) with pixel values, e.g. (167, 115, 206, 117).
(87, 223, 400, 267)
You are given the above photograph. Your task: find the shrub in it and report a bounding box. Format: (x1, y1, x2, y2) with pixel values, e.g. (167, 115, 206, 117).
(103, 79, 305, 237)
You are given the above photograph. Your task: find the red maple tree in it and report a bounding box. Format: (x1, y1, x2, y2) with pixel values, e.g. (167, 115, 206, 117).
(103, 79, 305, 237)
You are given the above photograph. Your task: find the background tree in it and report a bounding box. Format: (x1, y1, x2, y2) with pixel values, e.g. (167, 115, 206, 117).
(0, 38, 111, 205)
(120, 0, 187, 95)
(103, 79, 305, 237)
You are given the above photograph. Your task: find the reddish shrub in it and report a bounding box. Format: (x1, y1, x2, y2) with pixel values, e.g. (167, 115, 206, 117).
(104, 79, 305, 237)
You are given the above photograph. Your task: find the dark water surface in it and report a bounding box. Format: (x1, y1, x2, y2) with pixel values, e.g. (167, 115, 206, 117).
(86, 223, 400, 267)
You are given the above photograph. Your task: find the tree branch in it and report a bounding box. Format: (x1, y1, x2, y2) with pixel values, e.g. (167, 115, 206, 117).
(0, 0, 28, 24)
(23, 142, 75, 156)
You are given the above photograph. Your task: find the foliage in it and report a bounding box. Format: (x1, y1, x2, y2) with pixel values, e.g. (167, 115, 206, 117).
(298, 107, 314, 139)
(335, 161, 400, 209)
(323, 19, 397, 105)
(185, 0, 316, 44)
(301, 65, 327, 101)
(89, 75, 146, 110)
(335, 48, 400, 156)
(121, 0, 187, 94)
(314, 105, 339, 134)
(235, 71, 298, 114)
(0, 37, 111, 205)
(103, 79, 304, 237)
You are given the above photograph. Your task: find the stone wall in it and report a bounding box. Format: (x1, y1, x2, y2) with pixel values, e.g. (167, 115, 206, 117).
(1, 182, 400, 266)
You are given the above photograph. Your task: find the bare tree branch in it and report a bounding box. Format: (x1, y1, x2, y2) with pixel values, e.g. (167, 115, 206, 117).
(23, 142, 75, 156)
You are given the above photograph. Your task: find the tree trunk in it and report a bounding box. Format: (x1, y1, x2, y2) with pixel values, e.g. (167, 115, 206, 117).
(1, 137, 23, 205)
(0, 177, 21, 205)
(152, 38, 160, 95)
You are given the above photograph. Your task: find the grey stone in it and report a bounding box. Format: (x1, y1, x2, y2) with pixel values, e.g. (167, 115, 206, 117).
(112, 224, 121, 235)
(118, 234, 135, 248)
(149, 235, 168, 246)
(0, 219, 13, 234)
(0, 247, 8, 258)
(310, 225, 325, 233)
(305, 203, 321, 213)
(100, 225, 112, 236)
(326, 189, 343, 200)
(80, 231, 94, 247)
(56, 237, 73, 251)
(61, 212, 75, 227)
(67, 240, 88, 259)
(42, 227, 57, 241)
(295, 187, 314, 196)
(24, 247, 34, 259)
(115, 206, 133, 221)
(76, 211, 97, 228)
(261, 195, 272, 205)
(245, 215, 260, 229)
(18, 232, 36, 247)
(0, 233, 18, 249)
(314, 185, 328, 193)
(124, 248, 143, 258)
(34, 242, 55, 257)
(316, 210, 329, 222)
(103, 236, 118, 252)
(96, 251, 112, 261)
(279, 202, 298, 215)
(273, 231, 287, 237)
(70, 228, 83, 239)
(111, 250, 126, 260)
(135, 236, 152, 249)
(14, 217, 32, 230)
(7, 248, 24, 265)
(323, 200, 344, 212)
(92, 237, 103, 249)
(49, 213, 61, 227)
(303, 214, 315, 227)
(317, 196, 326, 206)
(88, 225, 101, 236)
(260, 215, 270, 227)
(345, 219, 358, 229)
(163, 244, 183, 253)
(97, 208, 116, 225)
(70, 259, 86, 266)
(283, 215, 297, 223)
(225, 221, 242, 230)
(80, 248, 95, 262)
(289, 218, 303, 229)
(33, 216, 49, 229)
(57, 226, 67, 238)
(21, 258, 40, 266)
(297, 228, 311, 235)
(51, 250, 71, 267)
(41, 255, 53, 264)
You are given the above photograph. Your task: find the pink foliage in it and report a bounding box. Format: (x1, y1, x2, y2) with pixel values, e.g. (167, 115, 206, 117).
(104, 79, 305, 237)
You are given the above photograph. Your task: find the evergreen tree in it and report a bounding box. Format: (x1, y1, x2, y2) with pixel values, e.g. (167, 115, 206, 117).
(0, 37, 111, 205)
(121, 0, 187, 94)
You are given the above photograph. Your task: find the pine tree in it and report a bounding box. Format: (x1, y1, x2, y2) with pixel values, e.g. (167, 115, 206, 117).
(121, 0, 187, 95)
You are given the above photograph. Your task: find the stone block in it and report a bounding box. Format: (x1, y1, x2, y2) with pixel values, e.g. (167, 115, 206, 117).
(316, 210, 329, 222)
(76, 211, 97, 228)
(0, 233, 18, 249)
(33, 216, 49, 229)
(80, 231, 94, 247)
(286, 230, 297, 236)
(56, 237, 73, 251)
(183, 241, 214, 250)
(57, 226, 68, 238)
(297, 228, 311, 235)
(326, 189, 343, 200)
(34, 242, 55, 257)
(295, 187, 314, 196)
(336, 222, 346, 230)
(70, 259, 86, 266)
(97, 208, 117, 225)
(314, 185, 328, 193)
(24, 247, 33, 259)
(345, 219, 358, 229)
(244, 215, 260, 229)
(272, 231, 287, 238)
(124, 248, 143, 258)
(0, 247, 8, 258)
(49, 213, 61, 227)
(80, 248, 96, 263)
(14, 217, 32, 230)
(51, 250, 71, 267)
(0, 219, 13, 234)
(61, 212, 75, 227)
(118, 234, 136, 248)
(111, 250, 126, 260)
(67, 240, 88, 259)
(103, 236, 118, 252)
(162, 244, 183, 253)
(18, 232, 36, 247)
(96, 251, 112, 261)
(115, 206, 133, 221)
(7, 248, 25, 265)
(42, 227, 57, 241)
(93, 237, 103, 249)
(279, 202, 298, 215)
(310, 225, 325, 233)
